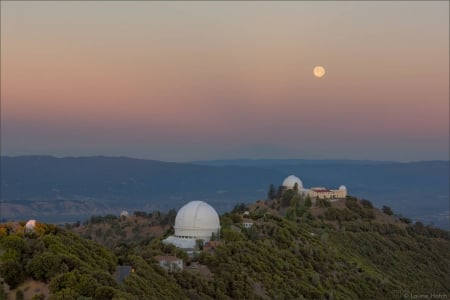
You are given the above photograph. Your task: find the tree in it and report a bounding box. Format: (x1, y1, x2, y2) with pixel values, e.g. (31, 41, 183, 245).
(15, 290, 24, 300)
(231, 214, 242, 224)
(222, 228, 244, 242)
(293, 183, 299, 192)
(77, 274, 98, 297)
(398, 216, 412, 224)
(232, 203, 247, 214)
(360, 199, 373, 209)
(281, 190, 296, 207)
(195, 239, 204, 251)
(26, 252, 62, 281)
(277, 186, 284, 198)
(161, 209, 177, 225)
(0, 284, 6, 300)
(95, 286, 116, 300)
(304, 195, 312, 208)
(0, 260, 24, 288)
(268, 184, 276, 200)
(382, 205, 394, 216)
(48, 288, 79, 300)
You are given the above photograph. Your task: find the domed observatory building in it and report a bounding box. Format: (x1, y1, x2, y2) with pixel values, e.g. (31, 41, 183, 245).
(282, 175, 309, 196)
(281, 175, 347, 200)
(25, 219, 37, 233)
(163, 201, 220, 249)
(282, 175, 303, 190)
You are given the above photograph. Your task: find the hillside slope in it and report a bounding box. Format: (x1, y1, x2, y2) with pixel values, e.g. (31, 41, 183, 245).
(1, 196, 449, 300)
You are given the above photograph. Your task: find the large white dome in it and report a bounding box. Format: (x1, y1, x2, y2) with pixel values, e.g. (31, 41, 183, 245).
(282, 175, 303, 189)
(174, 201, 220, 239)
(339, 185, 347, 191)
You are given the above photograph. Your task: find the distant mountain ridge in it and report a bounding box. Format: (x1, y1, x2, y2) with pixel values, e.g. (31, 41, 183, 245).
(0, 155, 283, 220)
(192, 158, 396, 166)
(1, 155, 448, 228)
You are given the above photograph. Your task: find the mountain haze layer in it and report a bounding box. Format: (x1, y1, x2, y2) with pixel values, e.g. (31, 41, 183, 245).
(1, 156, 448, 228)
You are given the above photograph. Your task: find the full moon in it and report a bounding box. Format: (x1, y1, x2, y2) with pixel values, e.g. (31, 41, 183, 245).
(313, 66, 325, 78)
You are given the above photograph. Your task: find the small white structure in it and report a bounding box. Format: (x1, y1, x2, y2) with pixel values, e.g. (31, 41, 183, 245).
(120, 210, 129, 218)
(243, 222, 253, 229)
(243, 211, 250, 216)
(163, 201, 221, 249)
(25, 220, 36, 233)
(282, 175, 347, 200)
(155, 255, 183, 272)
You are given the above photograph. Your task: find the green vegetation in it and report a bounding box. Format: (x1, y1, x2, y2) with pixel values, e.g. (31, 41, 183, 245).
(267, 184, 276, 200)
(1, 195, 449, 299)
(382, 205, 394, 216)
(72, 211, 172, 250)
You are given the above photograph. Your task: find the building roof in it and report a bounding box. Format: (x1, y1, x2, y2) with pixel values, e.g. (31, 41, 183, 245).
(310, 188, 331, 192)
(282, 175, 303, 189)
(115, 266, 132, 283)
(155, 255, 182, 262)
(175, 201, 220, 232)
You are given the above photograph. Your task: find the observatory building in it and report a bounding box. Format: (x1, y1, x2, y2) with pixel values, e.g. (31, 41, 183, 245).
(25, 220, 37, 233)
(282, 175, 304, 190)
(163, 201, 221, 249)
(282, 175, 347, 200)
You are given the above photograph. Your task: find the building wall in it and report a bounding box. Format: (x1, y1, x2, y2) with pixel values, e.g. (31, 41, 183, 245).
(158, 259, 183, 272)
(307, 189, 346, 200)
(243, 222, 253, 228)
(174, 227, 220, 242)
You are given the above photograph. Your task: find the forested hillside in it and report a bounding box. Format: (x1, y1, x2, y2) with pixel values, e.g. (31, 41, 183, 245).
(1, 195, 449, 300)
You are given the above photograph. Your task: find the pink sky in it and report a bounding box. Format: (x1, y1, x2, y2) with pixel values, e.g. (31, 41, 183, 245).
(1, 2, 448, 161)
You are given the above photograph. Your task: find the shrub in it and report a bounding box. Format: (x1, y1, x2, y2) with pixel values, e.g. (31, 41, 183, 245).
(26, 252, 62, 281)
(15, 290, 24, 300)
(382, 206, 394, 216)
(360, 199, 373, 209)
(95, 286, 117, 300)
(0, 260, 24, 288)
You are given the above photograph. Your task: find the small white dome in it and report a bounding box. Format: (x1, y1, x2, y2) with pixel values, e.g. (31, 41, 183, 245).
(339, 185, 347, 190)
(174, 201, 220, 239)
(25, 220, 36, 231)
(282, 175, 303, 189)
(120, 210, 129, 217)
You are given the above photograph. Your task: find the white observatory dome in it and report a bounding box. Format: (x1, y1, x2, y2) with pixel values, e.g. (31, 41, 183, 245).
(25, 220, 36, 232)
(339, 185, 347, 191)
(174, 201, 220, 239)
(120, 210, 129, 217)
(282, 175, 303, 189)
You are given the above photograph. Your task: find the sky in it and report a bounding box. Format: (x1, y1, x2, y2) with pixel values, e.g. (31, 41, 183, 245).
(1, 1, 449, 162)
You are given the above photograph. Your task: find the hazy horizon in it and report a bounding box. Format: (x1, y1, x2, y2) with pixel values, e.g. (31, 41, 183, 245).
(2, 153, 448, 164)
(2, 1, 449, 161)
